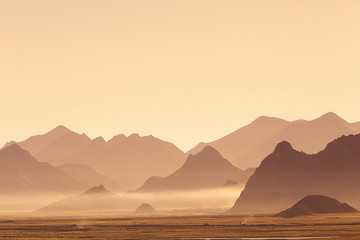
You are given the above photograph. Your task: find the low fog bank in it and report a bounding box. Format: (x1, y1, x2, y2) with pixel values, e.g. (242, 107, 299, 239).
(0, 193, 74, 212)
(122, 186, 244, 210)
(0, 186, 244, 214)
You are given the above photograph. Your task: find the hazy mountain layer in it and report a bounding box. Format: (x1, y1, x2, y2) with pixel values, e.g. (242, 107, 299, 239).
(188, 112, 360, 169)
(38, 185, 122, 212)
(0, 144, 84, 194)
(2, 127, 185, 189)
(58, 163, 122, 192)
(137, 146, 255, 192)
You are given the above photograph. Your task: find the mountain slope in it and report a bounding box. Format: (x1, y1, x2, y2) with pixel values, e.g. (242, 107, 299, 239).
(275, 195, 357, 218)
(188, 112, 360, 170)
(0, 144, 84, 194)
(35, 131, 92, 165)
(70, 134, 185, 189)
(2, 125, 72, 155)
(187, 116, 290, 164)
(228, 134, 360, 214)
(235, 112, 358, 168)
(58, 163, 122, 192)
(38, 185, 122, 212)
(137, 146, 255, 192)
(2, 126, 186, 189)
(352, 121, 360, 132)
(1, 125, 92, 165)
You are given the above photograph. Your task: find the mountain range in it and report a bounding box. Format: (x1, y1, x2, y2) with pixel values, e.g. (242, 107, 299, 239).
(228, 133, 360, 214)
(137, 146, 254, 192)
(58, 163, 122, 192)
(3, 126, 185, 189)
(2, 112, 360, 196)
(0, 144, 84, 195)
(188, 112, 360, 169)
(38, 185, 123, 212)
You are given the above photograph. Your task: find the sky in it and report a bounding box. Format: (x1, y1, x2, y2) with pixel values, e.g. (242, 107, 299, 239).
(0, 0, 359, 151)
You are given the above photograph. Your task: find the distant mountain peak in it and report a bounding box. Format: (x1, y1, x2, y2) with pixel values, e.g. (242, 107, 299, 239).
(315, 112, 346, 123)
(322, 111, 339, 117)
(83, 185, 110, 195)
(186, 146, 224, 163)
(93, 136, 106, 143)
(182, 145, 233, 170)
(251, 116, 289, 124)
(198, 145, 220, 155)
(0, 144, 32, 158)
(2, 143, 23, 153)
(129, 133, 140, 138)
(252, 115, 272, 122)
(2, 141, 17, 148)
(50, 125, 71, 135)
(107, 134, 126, 144)
(274, 141, 294, 153)
(136, 142, 253, 192)
(81, 133, 90, 138)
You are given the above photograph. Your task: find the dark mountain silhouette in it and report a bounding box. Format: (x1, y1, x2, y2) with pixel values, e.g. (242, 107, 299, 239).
(187, 112, 360, 169)
(228, 134, 360, 214)
(0, 144, 84, 194)
(275, 195, 357, 218)
(58, 163, 122, 192)
(135, 203, 155, 213)
(137, 146, 255, 192)
(38, 185, 122, 212)
(2, 126, 185, 189)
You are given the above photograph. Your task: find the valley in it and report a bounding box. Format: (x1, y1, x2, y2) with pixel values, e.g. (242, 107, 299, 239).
(1, 212, 360, 239)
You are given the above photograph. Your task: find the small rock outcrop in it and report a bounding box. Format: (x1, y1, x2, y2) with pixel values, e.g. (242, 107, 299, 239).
(275, 195, 357, 218)
(135, 203, 155, 213)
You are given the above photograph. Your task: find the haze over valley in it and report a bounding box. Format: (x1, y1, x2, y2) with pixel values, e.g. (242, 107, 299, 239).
(1, 112, 360, 215)
(1, 0, 360, 238)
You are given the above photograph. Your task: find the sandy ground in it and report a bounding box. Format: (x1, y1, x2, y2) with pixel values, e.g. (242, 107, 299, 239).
(1, 212, 360, 239)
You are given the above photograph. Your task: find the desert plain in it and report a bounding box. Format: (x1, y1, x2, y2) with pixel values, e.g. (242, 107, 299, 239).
(1, 211, 360, 239)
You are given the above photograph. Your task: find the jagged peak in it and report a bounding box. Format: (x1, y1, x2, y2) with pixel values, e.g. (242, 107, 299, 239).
(108, 134, 126, 141)
(184, 145, 227, 167)
(324, 133, 360, 151)
(92, 136, 105, 143)
(106, 134, 127, 146)
(274, 141, 294, 153)
(129, 133, 140, 138)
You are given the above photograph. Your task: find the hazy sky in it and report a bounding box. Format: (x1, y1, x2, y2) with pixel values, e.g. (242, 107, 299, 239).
(1, 0, 359, 151)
